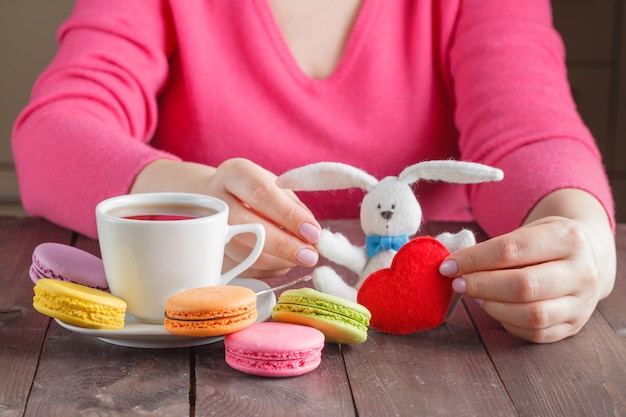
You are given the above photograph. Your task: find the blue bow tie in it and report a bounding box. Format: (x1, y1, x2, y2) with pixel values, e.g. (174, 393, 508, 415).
(366, 234, 409, 258)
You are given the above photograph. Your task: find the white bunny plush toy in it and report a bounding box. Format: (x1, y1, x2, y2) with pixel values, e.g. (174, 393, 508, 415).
(276, 160, 504, 302)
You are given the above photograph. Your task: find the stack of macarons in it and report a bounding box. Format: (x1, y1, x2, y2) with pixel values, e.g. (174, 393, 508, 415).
(272, 288, 371, 344)
(30, 242, 128, 329)
(27, 241, 369, 378)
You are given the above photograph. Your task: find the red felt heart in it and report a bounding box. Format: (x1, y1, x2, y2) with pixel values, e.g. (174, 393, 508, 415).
(357, 236, 453, 335)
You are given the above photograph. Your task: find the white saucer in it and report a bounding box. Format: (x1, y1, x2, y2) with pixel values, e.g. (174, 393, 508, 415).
(55, 277, 276, 348)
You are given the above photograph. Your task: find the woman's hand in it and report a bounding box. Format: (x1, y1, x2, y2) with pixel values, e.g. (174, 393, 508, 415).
(131, 158, 321, 278)
(202, 158, 321, 277)
(439, 189, 616, 343)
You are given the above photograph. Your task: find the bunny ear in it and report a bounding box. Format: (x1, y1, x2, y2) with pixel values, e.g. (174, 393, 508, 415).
(399, 160, 504, 185)
(276, 162, 379, 192)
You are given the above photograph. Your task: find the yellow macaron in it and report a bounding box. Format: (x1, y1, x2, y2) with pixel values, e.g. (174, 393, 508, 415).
(33, 278, 126, 330)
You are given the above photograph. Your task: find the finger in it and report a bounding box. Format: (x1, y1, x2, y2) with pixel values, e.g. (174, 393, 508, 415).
(283, 187, 316, 215)
(458, 259, 584, 302)
(482, 296, 586, 343)
(501, 321, 578, 344)
(225, 236, 297, 271)
(225, 202, 319, 268)
(220, 159, 321, 243)
(485, 296, 578, 330)
(444, 221, 587, 276)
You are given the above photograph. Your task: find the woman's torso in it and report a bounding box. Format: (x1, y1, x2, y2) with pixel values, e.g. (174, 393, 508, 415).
(153, 0, 466, 220)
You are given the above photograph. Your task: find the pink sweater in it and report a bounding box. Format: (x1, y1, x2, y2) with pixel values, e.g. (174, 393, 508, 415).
(12, 0, 614, 239)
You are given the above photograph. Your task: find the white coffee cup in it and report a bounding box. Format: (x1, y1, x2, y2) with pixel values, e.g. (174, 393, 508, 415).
(95, 192, 265, 324)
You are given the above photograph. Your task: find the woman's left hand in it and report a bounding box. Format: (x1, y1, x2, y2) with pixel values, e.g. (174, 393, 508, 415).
(439, 189, 616, 343)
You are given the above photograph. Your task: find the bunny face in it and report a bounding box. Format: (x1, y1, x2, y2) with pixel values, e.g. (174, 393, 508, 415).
(360, 177, 422, 237)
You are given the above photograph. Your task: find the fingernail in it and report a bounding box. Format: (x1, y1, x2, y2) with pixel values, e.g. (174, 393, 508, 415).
(452, 278, 466, 294)
(474, 298, 484, 306)
(296, 248, 319, 267)
(299, 223, 321, 243)
(439, 259, 459, 276)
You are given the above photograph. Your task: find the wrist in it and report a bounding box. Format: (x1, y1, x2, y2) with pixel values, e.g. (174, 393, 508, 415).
(130, 159, 216, 194)
(526, 188, 616, 300)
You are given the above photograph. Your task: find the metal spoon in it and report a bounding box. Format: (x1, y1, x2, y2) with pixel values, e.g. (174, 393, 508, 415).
(256, 274, 461, 321)
(445, 293, 462, 320)
(255, 274, 312, 296)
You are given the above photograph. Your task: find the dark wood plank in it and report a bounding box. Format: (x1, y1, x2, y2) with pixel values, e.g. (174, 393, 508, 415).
(193, 341, 356, 416)
(597, 224, 626, 343)
(344, 300, 517, 417)
(467, 300, 626, 416)
(0, 218, 191, 416)
(6, 216, 625, 416)
(25, 321, 191, 417)
(0, 216, 73, 417)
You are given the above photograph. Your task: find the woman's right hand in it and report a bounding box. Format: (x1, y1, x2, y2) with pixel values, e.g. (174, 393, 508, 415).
(131, 158, 321, 278)
(202, 158, 321, 277)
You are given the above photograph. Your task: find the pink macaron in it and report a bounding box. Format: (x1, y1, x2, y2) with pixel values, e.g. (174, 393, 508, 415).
(224, 322, 325, 377)
(29, 242, 109, 291)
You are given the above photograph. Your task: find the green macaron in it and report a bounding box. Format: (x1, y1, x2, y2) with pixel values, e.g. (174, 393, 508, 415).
(272, 288, 371, 344)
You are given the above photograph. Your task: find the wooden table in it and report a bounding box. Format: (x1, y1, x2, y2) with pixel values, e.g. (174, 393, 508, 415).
(1, 215, 625, 417)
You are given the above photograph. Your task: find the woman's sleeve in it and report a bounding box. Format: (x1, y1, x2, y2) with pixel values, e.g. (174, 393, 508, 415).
(449, 0, 615, 236)
(12, 0, 180, 238)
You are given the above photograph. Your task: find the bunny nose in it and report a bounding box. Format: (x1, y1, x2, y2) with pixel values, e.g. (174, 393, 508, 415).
(381, 211, 393, 220)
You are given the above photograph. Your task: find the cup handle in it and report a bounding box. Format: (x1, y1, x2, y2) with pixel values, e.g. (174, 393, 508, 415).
(219, 223, 265, 283)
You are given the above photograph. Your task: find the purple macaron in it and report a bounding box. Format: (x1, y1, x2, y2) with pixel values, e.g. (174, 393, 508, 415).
(29, 242, 109, 291)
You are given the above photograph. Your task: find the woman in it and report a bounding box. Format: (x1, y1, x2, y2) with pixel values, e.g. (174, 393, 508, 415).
(12, 0, 616, 342)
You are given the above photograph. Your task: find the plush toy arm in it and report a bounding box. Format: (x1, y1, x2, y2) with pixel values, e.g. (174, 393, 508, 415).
(436, 229, 476, 253)
(312, 266, 358, 301)
(316, 229, 368, 274)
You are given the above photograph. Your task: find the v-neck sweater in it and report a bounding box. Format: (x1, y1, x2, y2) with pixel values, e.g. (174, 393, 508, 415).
(12, 0, 614, 238)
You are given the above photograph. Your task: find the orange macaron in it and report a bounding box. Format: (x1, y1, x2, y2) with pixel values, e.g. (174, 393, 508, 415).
(164, 286, 257, 337)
